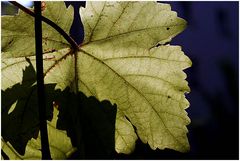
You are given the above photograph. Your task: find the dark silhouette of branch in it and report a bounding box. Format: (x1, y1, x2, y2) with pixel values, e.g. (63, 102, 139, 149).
(34, 2, 51, 159)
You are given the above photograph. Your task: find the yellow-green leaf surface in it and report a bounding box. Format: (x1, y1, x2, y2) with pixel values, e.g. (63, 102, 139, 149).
(1, 2, 73, 58)
(1, 1, 191, 155)
(1, 108, 76, 160)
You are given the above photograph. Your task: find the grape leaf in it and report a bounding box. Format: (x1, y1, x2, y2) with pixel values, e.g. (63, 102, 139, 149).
(1, 2, 73, 58)
(1, 1, 192, 155)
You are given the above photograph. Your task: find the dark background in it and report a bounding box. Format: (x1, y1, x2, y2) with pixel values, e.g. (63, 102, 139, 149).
(1, 1, 239, 160)
(166, 2, 239, 159)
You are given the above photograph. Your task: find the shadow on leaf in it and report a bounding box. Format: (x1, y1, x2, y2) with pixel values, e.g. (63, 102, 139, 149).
(1, 58, 55, 155)
(55, 88, 117, 159)
(2, 58, 117, 159)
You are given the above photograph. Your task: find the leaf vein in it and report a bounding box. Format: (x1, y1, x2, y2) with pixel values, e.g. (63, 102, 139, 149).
(88, 2, 106, 42)
(106, 2, 130, 37)
(79, 49, 186, 148)
(103, 55, 188, 63)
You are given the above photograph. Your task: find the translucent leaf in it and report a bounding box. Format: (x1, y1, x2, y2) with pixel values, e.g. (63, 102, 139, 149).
(115, 110, 137, 154)
(1, 2, 73, 58)
(1, 1, 192, 155)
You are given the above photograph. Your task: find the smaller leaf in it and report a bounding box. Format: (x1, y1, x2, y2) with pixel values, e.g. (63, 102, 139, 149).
(1, 107, 75, 159)
(115, 111, 138, 154)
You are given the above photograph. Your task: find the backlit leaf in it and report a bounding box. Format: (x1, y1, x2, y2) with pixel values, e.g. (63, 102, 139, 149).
(1, 1, 191, 156)
(2, 2, 73, 58)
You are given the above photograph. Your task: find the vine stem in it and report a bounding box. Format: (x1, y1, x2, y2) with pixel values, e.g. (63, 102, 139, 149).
(34, 2, 51, 159)
(10, 1, 79, 51)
